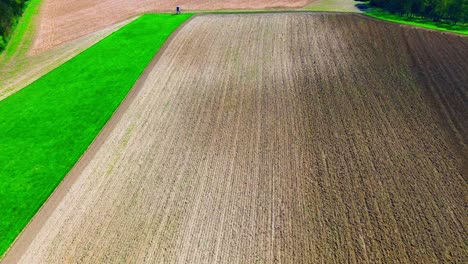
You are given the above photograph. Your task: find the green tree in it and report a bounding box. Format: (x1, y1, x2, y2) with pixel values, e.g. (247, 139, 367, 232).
(0, 0, 28, 52)
(370, 0, 467, 23)
(0, 35, 5, 51)
(448, 0, 464, 23)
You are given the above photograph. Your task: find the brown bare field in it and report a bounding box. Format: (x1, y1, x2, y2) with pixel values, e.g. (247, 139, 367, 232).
(32, 0, 312, 54)
(4, 13, 467, 263)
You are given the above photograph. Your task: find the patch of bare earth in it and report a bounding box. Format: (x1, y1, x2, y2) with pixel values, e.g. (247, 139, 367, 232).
(4, 13, 467, 263)
(32, 0, 313, 54)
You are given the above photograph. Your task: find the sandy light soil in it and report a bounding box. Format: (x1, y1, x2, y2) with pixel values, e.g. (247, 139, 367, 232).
(3, 13, 467, 264)
(32, 0, 313, 54)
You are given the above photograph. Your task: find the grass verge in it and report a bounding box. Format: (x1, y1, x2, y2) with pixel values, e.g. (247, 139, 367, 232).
(0, 13, 193, 258)
(1, 0, 43, 62)
(363, 7, 468, 35)
(305, 0, 359, 12)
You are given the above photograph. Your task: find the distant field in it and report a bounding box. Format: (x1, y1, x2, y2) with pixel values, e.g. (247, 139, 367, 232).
(0, 13, 192, 258)
(6, 13, 466, 263)
(0, 18, 136, 101)
(306, 0, 359, 12)
(30, 0, 312, 53)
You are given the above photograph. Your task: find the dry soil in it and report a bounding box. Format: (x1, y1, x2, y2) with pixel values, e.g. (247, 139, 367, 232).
(3, 13, 467, 264)
(31, 0, 313, 54)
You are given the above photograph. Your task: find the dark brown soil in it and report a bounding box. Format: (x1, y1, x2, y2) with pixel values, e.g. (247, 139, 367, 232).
(4, 13, 467, 264)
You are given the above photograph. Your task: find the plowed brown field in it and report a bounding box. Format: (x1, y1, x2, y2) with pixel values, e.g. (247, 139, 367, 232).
(32, 0, 312, 54)
(4, 13, 467, 263)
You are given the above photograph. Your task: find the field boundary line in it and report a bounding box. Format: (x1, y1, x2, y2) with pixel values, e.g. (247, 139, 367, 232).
(0, 14, 197, 264)
(202, 10, 357, 15)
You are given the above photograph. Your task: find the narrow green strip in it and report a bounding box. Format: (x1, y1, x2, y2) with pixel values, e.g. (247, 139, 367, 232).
(0, 13, 193, 257)
(1, 0, 43, 61)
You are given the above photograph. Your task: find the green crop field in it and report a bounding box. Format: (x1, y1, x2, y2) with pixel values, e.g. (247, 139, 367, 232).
(0, 13, 193, 257)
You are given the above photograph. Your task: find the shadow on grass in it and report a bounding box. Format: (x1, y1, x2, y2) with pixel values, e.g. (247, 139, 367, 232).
(355, 3, 369, 11)
(357, 3, 468, 34)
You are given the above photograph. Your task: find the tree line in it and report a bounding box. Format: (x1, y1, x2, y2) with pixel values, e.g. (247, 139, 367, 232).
(0, 0, 29, 51)
(369, 0, 468, 23)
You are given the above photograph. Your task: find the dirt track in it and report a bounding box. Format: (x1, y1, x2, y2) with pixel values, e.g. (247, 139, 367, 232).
(4, 13, 467, 263)
(32, 0, 312, 54)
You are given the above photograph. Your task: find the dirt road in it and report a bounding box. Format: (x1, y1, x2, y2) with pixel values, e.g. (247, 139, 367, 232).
(32, 0, 313, 54)
(4, 13, 467, 263)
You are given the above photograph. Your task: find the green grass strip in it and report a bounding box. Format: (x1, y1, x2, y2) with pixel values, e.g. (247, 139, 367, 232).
(364, 7, 468, 35)
(1, 0, 43, 61)
(0, 13, 193, 258)
(305, 0, 359, 12)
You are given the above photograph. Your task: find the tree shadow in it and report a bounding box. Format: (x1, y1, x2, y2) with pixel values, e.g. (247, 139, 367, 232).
(355, 1, 370, 12)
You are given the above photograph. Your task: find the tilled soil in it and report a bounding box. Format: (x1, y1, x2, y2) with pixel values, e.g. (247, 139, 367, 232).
(4, 13, 467, 264)
(32, 0, 312, 54)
